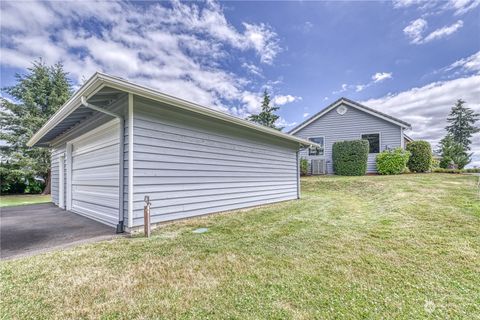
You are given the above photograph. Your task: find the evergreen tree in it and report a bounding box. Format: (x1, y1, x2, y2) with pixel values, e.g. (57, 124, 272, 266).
(0, 60, 72, 194)
(438, 135, 470, 170)
(247, 89, 282, 130)
(445, 99, 479, 151)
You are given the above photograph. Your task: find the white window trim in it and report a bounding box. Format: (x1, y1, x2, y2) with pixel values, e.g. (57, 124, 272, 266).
(308, 136, 325, 157)
(360, 132, 382, 154)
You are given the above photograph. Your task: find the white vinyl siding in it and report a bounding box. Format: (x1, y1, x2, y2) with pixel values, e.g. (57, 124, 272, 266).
(295, 103, 402, 174)
(130, 97, 299, 226)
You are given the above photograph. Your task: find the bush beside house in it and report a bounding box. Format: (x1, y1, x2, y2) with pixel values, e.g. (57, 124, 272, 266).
(406, 140, 432, 173)
(332, 140, 369, 176)
(300, 158, 308, 176)
(376, 148, 411, 175)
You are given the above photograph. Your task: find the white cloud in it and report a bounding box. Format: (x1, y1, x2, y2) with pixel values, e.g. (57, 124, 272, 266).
(403, 18, 428, 44)
(362, 75, 480, 166)
(275, 117, 297, 128)
(242, 63, 263, 77)
(372, 72, 393, 83)
(303, 112, 310, 118)
(446, 0, 480, 15)
(273, 95, 301, 105)
(0, 0, 283, 115)
(403, 18, 463, 44)
(394, 0, 479, 15)
(336, 72, 393, 94)
(447, 51, 480, 74)
(423, 20, 464, 42)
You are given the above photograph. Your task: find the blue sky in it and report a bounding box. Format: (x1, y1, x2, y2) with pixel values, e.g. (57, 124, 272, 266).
(1, 0, 479, 164)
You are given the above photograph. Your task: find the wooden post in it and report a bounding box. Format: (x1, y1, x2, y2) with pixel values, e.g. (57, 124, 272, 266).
(144, 195, 151, 238)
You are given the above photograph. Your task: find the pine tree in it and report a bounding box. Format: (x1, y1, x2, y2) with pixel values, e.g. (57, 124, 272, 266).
(0, 60, 72, 194)
(445, 99, 479, 151)
(247, 89, 282, 130)
(438, 135, 470, 169)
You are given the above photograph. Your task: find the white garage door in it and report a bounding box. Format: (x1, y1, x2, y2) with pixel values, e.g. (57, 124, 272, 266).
(70, 120, 120, 226)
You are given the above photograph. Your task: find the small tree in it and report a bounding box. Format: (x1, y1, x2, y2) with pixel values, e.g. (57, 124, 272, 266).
(446, 99, 479, 151)
(0, 60, 72, 194)
(406, 140, 432, 173)
(247, 89, 282, 130)
(438, 135, 470, 169)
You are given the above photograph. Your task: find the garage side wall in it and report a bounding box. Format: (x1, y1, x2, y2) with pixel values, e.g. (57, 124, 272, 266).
(131, 97, 299, 226)
(51, 145, 66, 205)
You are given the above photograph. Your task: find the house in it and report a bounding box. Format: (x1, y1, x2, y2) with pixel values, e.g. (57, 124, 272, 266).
(27, 72, 316, 232)
(289, 97, 411, 174)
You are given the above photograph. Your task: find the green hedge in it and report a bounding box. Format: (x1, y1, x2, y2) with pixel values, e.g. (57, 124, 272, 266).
(376, 148, 411, 175)
(433, 168, 480, 174)
(406, 140, 432, 173)
(332, 140, 369, 176)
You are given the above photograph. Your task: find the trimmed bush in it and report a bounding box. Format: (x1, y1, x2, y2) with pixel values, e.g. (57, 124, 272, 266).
(376, 148, 411, 175)
(406, 140, 432, 173)
(300, 158, 309, 176)
(433, 167, 480, 174)
(332, 140, 369, 176)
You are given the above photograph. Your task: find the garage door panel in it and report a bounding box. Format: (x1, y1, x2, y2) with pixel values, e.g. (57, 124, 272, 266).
(70, 120, 120, 227)
(71, 200, 118, 224)
(72, 145, 119, 169)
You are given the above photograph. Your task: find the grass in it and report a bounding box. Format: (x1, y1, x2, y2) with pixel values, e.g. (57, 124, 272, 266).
(0, 194, 51, 207)
(1, 174, 479, 319)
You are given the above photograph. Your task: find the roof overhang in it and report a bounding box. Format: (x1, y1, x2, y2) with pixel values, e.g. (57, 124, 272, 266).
(28, 72, 318, 148)
(289, 97, 412, 135)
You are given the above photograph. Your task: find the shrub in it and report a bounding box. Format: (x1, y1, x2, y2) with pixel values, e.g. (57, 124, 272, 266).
(376, 148, 411, 175)
(332, 140, 369, 176)
(300, 158, 309, 176)
(433, 167, 480, 174)
(406, 140, 432, 173)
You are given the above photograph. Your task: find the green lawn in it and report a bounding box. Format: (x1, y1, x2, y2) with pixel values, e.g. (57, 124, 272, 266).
(0, 194, 51, 207)
(1, 174, 479, 319)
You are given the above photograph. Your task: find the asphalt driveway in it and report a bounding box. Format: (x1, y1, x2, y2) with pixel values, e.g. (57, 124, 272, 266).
(1, 203, 116, 260)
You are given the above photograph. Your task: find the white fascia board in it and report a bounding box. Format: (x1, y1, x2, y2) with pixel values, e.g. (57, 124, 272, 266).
(26, 72, 105, 147)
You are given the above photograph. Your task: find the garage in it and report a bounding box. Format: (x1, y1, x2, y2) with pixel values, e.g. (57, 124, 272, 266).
(27, 72, 316, 232)
(68, 119, 120, 227)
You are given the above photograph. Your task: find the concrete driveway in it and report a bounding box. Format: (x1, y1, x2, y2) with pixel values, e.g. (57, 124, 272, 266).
(1, 203, 116, 260)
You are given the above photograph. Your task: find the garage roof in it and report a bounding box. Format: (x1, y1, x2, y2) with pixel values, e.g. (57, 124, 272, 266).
(27, 72, 317, 148)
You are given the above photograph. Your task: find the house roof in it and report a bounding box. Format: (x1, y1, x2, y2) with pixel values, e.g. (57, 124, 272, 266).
(403, 133, 414, 142)
(27, 72, 318, 148)
(289, 97, 412, 135)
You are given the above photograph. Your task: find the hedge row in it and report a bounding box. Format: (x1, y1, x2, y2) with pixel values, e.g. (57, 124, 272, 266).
(433, 168, 480, 174)
(332, 140, 369, 176)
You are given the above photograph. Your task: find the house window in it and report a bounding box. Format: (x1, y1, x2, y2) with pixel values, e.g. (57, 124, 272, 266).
(361, 133, 380, 153)
(308, 137, 325, 156)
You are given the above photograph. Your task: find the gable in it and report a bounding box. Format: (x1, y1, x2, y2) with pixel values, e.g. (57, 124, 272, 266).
(289, 98, 410, 135)
(293, 102, 402, 139)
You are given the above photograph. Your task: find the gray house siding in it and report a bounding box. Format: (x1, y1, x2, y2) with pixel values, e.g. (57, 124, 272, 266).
(50, 145, 66, 206)
(294, 103, 402, 174)
(130, 97, 299, 226)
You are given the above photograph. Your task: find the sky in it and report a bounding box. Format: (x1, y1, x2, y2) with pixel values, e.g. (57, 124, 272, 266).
(1, 0, 479, 165)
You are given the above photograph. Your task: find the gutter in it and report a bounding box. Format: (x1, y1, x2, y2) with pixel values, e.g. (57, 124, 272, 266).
(80, 97, 125, 233)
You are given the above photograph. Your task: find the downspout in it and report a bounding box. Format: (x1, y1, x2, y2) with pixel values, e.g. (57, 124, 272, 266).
(80, 96, 125, 233)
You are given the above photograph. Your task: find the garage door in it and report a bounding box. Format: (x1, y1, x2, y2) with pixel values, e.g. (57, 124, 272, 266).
(70, 120, 120, 226)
